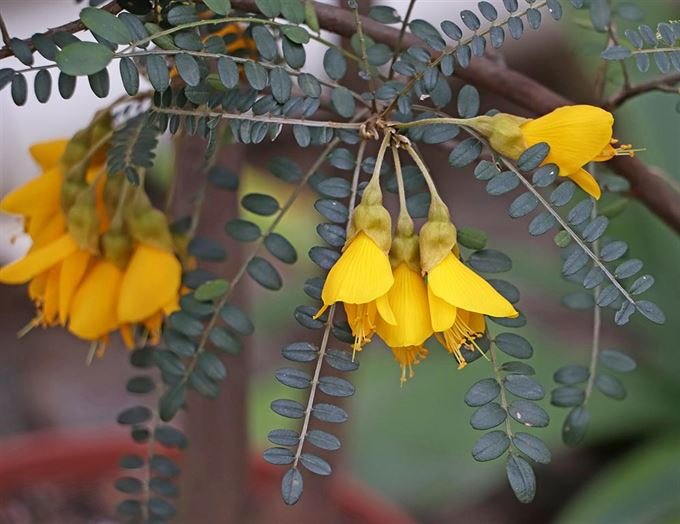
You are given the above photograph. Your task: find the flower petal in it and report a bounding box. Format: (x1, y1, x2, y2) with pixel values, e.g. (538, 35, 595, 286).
(377, 263, 431, 346)
(428, 283, 457, 332)
(521, 105, 613, 174)
(117, 244, 181, 323)
(29, 140, 68, 170)
(69, 260, 122, 341)
(321, 232, 394, 307)
(0, 167, 63, 218)
(0, 234, 77, 284)
(30, 212, 66, 249)
(568, 167, 602, 199)
(428, 253, 518, 318)
(43, 266, 61, 325)
(59, 250, 91, 325)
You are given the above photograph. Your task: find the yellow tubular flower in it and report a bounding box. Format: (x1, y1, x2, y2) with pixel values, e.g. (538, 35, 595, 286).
(390, 346, 429, 386)
(376, 262, 432, 348)
(69, 260, 123, 341)
(469, 105, 634, 199)
(0, 234, 78, 285)
(117, 244, 182, 324)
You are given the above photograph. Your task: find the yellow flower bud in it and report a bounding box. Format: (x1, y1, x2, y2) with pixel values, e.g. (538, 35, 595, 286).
(419, 217, 457, 274)
(465, 113, 529, 159)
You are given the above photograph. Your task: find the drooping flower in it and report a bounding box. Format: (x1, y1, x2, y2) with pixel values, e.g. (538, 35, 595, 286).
(420, 197, 517, 367)
(467, 105, 635, 199)
(316, 172, 396, 356)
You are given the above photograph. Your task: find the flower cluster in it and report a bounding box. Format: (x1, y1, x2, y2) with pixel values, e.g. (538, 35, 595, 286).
(0, 117, 182, 357)
(316, 132, 518, 383)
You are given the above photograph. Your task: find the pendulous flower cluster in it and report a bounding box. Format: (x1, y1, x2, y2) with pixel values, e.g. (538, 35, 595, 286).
(316, 132, 518, 384)
(0, 116, 182, 357)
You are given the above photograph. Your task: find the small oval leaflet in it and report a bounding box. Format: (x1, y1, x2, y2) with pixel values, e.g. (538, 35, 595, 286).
(281, 467, 303, 505)
(512, 433, 551, 464)
(554, 365, 589, 385)
(506, 455, 536, 503)
(242, 193, 279, 216)
(468, 249, 512, 273)
(117, 405, 152, 425)
(264, 447, 295, 466)
(315, 199, 349, 224)
(268, 428, 300, 447)
(282, 341, 317, 362)
(508, 400, 549, 427)
(247, 256, 283, 290)
(265, 233, 297, 264)
(81, 7, 132, 45)
(600, 349, 636, 373)
(471, 430, 510, 462)
(517, 143, 549, 172)
(470, 402, 507, 430)
(312, 403, 348, 423)
(595, 373, 626, 400)
(225, 219, 261, 242)
(465, 378, 501, 407)
(449, 138, 482, 168)
(276, 367, 312, 390)
(300, 453, 332, 476)
(504, 375, 545, 400)
(550, 386, 585, 407)
(487, 171, 519, 196)
(56, 42, 114, 76)
(562, 405, 589, 446)
(271, 399, 305, 419)
(307, 429, 341, 451)
(323, 47, 347, 81)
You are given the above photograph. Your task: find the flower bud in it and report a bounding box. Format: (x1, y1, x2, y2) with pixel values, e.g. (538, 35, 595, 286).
(465, 113, 529, 160)
(126, 193, 174, 252)
(390, 213, 419, 271)
(61, 178, 88, 212)
(61, 130, 91, 167)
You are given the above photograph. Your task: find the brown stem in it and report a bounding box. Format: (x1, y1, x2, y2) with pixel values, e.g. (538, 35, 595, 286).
(604, 72, 680, 110)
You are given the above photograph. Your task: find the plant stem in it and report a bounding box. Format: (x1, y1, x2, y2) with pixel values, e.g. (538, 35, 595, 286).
(388, 0, 417, 80)
(391, 145, 408, 214)
(489, 344, 513, 439)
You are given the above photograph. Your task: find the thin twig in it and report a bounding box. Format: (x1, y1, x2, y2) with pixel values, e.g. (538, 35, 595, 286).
(387, 0, 417, 80)
(489, 344, 513, 438)
(584, 202, 602, 403)
(0, 10, 11, 47)
(350, 4, 378, 112)
(604, 72, 680, 110)
(152, 106, 363, 130)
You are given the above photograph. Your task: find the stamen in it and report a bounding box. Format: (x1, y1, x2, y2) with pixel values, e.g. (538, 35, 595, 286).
(441, 315, 485, 368)
(614, 144, 644, 157)
(391, 346, 428, 385)
(17, 317, 41, 338)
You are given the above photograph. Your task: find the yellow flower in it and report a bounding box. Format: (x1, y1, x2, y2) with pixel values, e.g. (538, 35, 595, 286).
(469, 105, 634, 199)
(319, 232, 396, 355)
(376, 262, 432, 349)
(390, 345, 429, 385)
(436, 309, 486, 368)
(118, 243, 182, 325)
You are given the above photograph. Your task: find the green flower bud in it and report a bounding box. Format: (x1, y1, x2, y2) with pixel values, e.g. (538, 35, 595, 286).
(61, 129, 91, 167)
(61, 178, 88, 213)
(419, 218, 457, 274)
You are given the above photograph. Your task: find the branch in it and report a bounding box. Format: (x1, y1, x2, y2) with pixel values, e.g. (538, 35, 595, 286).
(0, 1, 121, 59)
(237, 0, 680, 235)
(604, 72, 680, 110)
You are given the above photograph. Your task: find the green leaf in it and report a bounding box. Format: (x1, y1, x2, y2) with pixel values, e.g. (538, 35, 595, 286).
(81, 7, 131, 44)
(194, 279, 229, 301)
(203, 0, 231, 15)
(551, 386, 585, 407)
(468, 249, 512, 273)
(117, 405, 152, 425)
(517, 142, 549, 172)
(217, 56, 239, 89)
(562, 405, 589, 446)
(318, 376, 355, 397)
(265, 233, 297, 264)
(457, 227, 487, 250)
(635, 300, 665, 324)
(270, 67, 292, 103)
(280, 25, 310, 44)
(601, 45, 632, 60)
(457, 84, 480, 118)
(312, 403, 348, 423)
(506, 455, 536, 503)
(242, 193, 279, 215)
(307, 429, 340, 451)
(471, 431, 510, 461)
(369, 5, 400, 24)
(331, 86, 355, 118)
(281, 468, 303, 505)
(300, 453, 332, 475)
(209, 327, 242, 354)
(119, 57, 139, 95)
(448, 137, 482, 167)
(271, 398, 305, 418)
(323, 47, 347, 81)
(175, 53, 200, 86)
(256, 0, 281, 17)
(9, 37, 33, 66)
(487, 171, 519, 196)
(247, 256, 282, 290)
(264, 447, 295, 465)
(167, 5, 198, 25)
(34, 69, 51, 103)
(470, 402, 507, 430)
(465, 378, 501, 407)
(146, 54, 169, 92)
(55, 42, 113, 76)
(503, 375, 545, 400)
(244, 60, 268, 90)
(225, 218, 261, 241)
(508, 400, 549, 427)
(513, 433, 551, 464)
(599, 349, 636, 373)
(220, 303, 254, 336)
(88, 69, 110, 98)
(553, 365, 589, 385)
(252, 25, 277, 61)
(198, 352, 227, 381)
(595, 373, 626, 400)
(280, 0, 305, 23)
